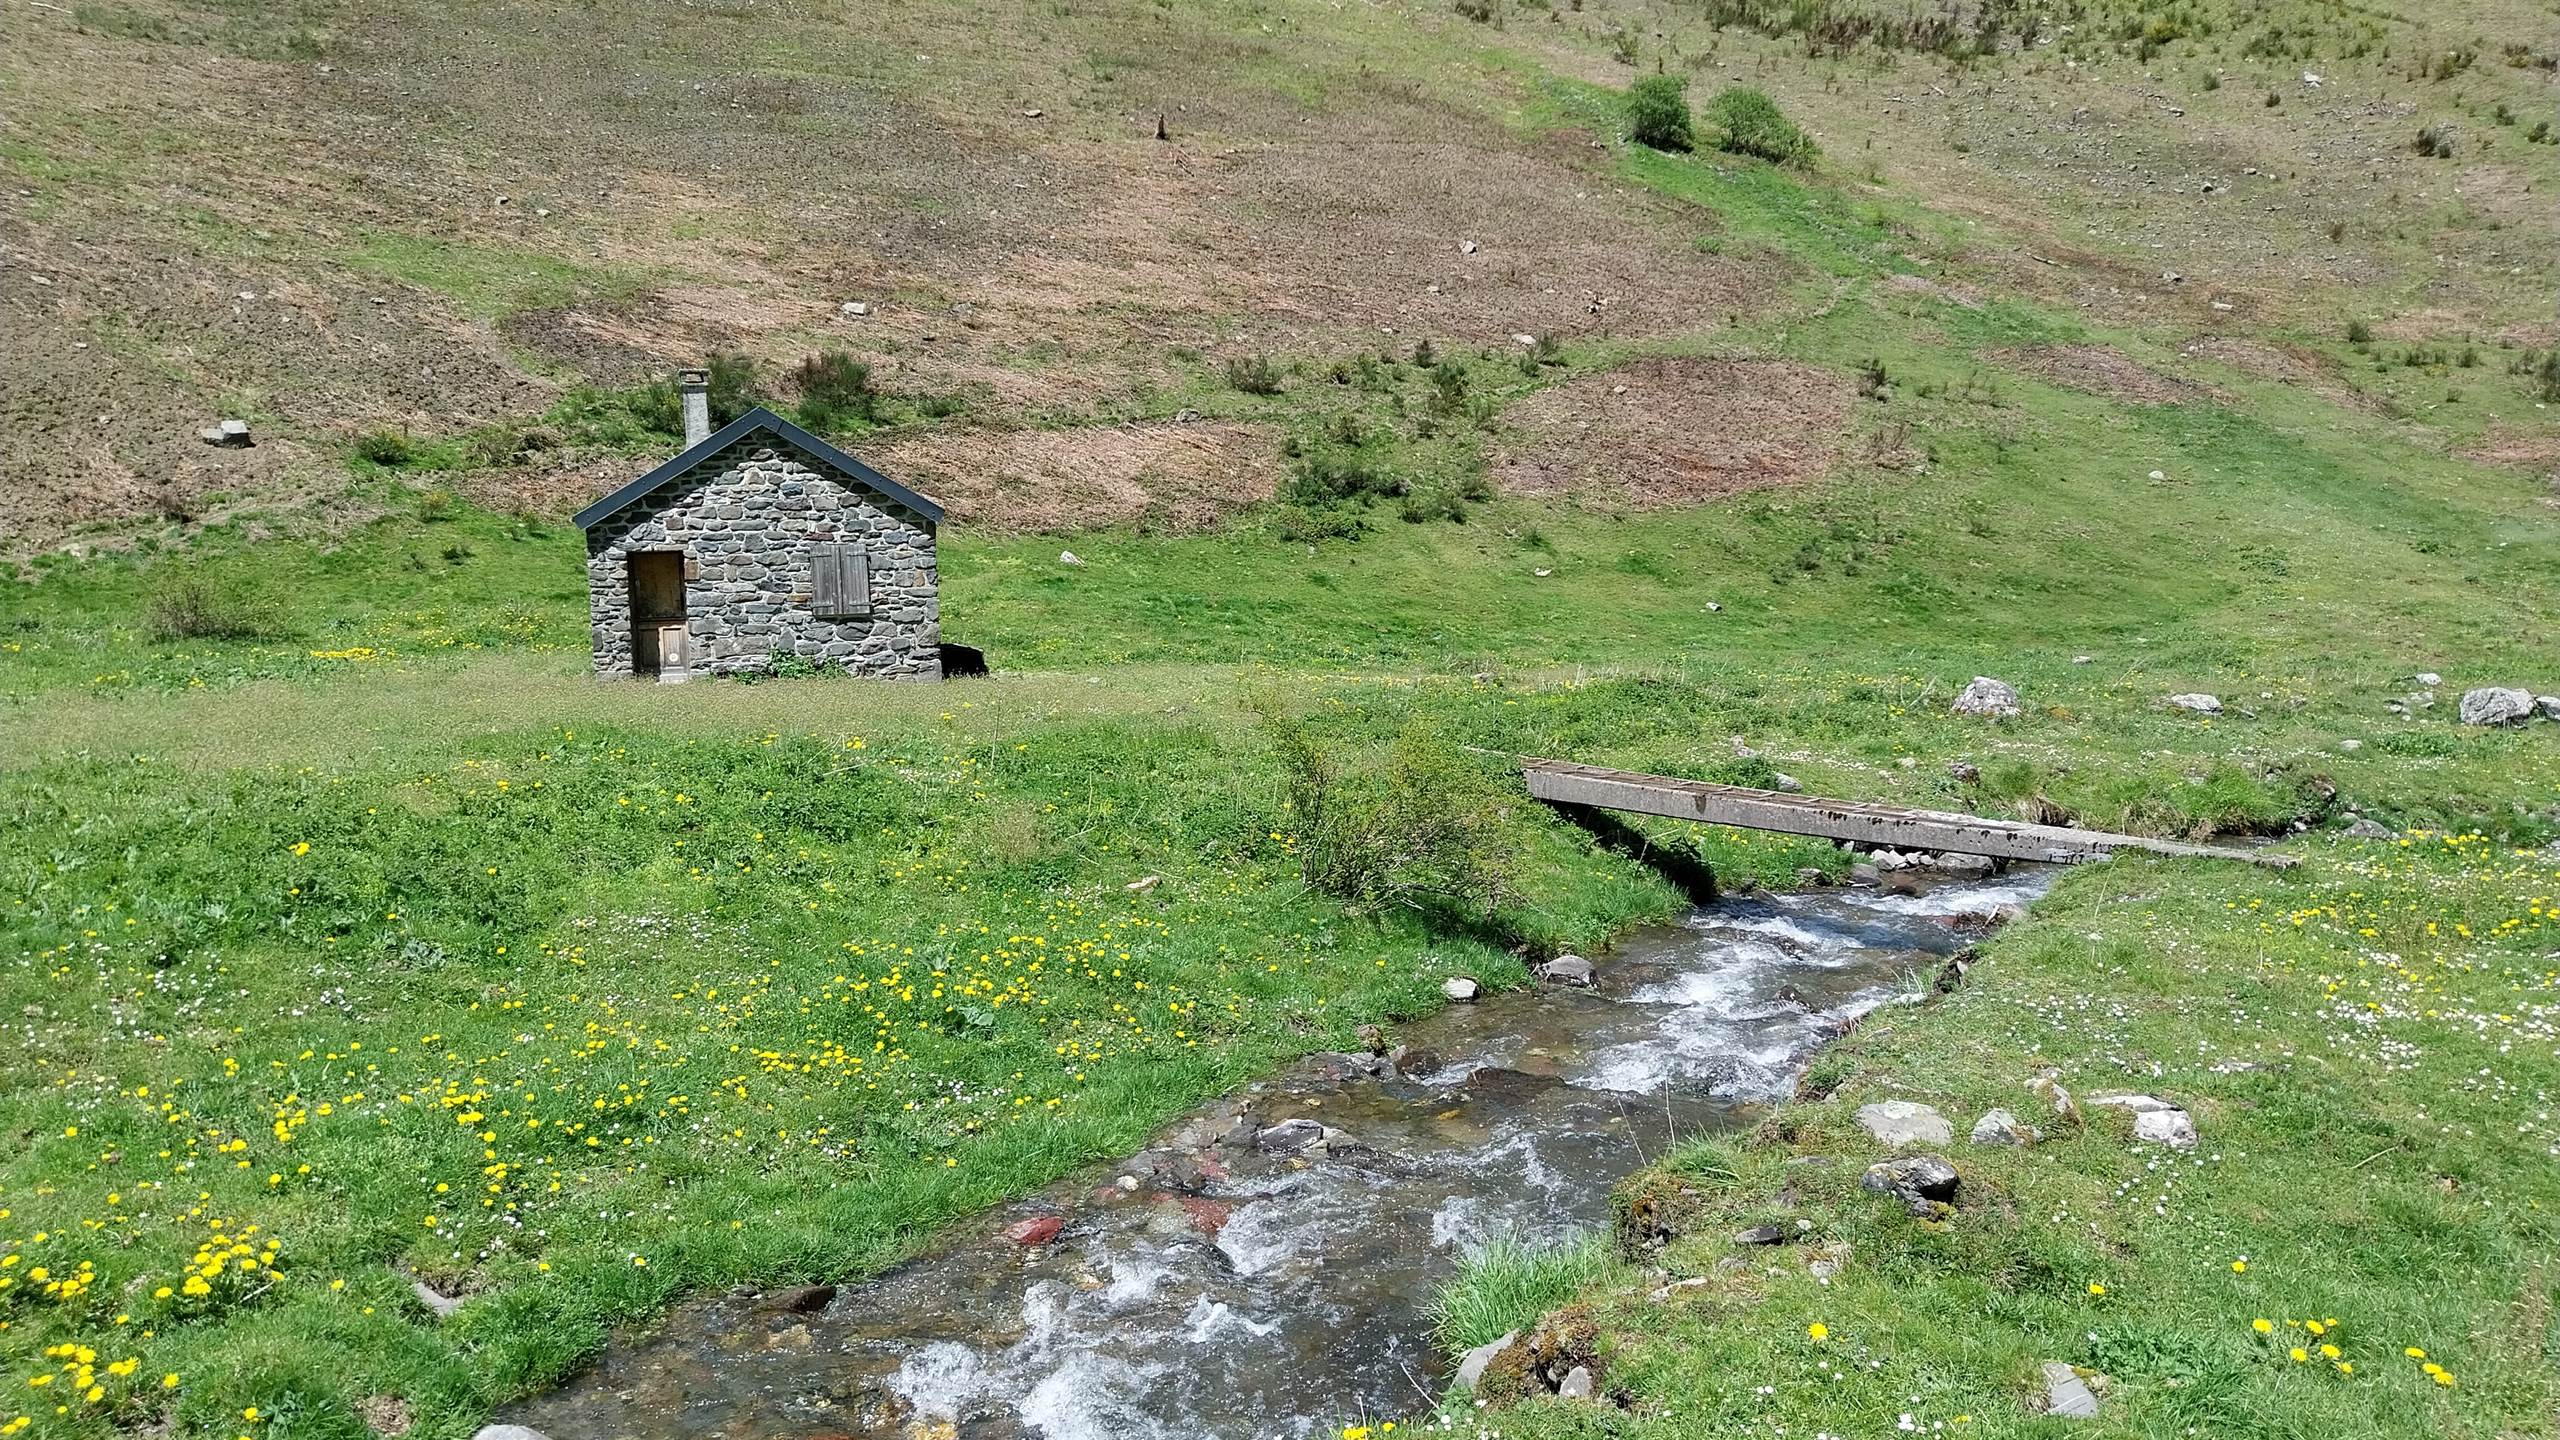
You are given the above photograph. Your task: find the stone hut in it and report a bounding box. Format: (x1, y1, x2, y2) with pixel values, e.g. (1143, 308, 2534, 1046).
(574, 369, 945, 681)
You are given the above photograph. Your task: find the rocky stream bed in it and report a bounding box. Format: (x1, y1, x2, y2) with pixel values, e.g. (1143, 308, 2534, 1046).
(499, 870, 2052, 1440)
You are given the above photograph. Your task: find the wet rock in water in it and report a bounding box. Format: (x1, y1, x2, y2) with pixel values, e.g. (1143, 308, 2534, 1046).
(2166, 693, 2222, 714)
(2039, 1360, 2102, 1419)
(1253, 1117, 1327, 1152)
(1539, 954, 1595, 986)
(1934, 851, 1995, 877)
(1386, 1043, 1441, 1078)
(1732, 1224, 1789, 1246)
(2459, 686, 2534, 726)
(1952, 676, 2022, 717)
(473, 1428, 554, 1440)
(1855, 1099, 1953, 1147)
(1465, 1067, 1562, 1104)
(1176, 1194, 1233, 1236)
(762, 1283, 836, 1315)
(1002, 1215, 1063, 1246)
(1313, 1050, 1389, 1080)
(1848, 862, 1881, 885)
(2341, 818, 2393, 839)
(1441, 975, 1480, 1002)
(1861, 1154, 1961, 1216)
(1557, 1366, 1596, 1400)
(1969, 1108, 2040, 1147)
(766, 1322, 815, 1353)
(1454, 1331, 1518, 1393)
(411, 1278, 463, 1320)
(2087, 1093, 2198, 1150)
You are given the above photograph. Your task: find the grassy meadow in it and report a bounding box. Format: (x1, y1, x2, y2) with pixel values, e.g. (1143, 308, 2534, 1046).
(4, 42, 2558, 1440)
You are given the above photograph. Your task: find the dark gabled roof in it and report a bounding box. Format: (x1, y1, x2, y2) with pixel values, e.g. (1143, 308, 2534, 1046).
(572, 407, 945, 530)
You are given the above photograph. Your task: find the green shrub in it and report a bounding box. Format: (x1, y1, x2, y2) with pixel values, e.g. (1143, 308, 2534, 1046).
(417, 488, 457, 522)
(790, 349, 877, 431)
(144, 569, 281, 642)
(1224, 353, 1285, 395)
(353, 429, 415, 466)
(1260, 710, 1516, 927)
(636, 351, 766, 436)
(1707, 87, 1818, 166)
(2345, 320, 2373, 345)
(1626, 73, 1694, 152)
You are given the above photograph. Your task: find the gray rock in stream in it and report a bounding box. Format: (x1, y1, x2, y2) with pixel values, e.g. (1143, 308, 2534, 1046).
(1855, 1099, 1953, 1147)
(473, 1428, 554, 1440)
(1253, 1118, 1328, 1152)
(1455, 1331, 1518, 1393)
(1539, 955, 1595, 986)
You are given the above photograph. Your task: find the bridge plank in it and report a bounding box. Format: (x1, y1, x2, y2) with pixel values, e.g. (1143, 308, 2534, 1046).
(1521, 759, 2296, 868)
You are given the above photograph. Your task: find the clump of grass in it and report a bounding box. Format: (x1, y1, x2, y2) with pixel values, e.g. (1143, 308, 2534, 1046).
(353, 429, 416, 467)
(1428, 1231, 1620, 1354)
(790, 349, 878, 432)
(144, 568, 280, 642)
(1627, 74, 1693, 152)
(1706, 86, 1818, 166)
(1224, 353, 1285, 395)
(2412, 123, 2456, 158)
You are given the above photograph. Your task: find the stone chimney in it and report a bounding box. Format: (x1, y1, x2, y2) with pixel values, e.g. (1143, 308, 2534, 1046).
(678, 367, 711, 447)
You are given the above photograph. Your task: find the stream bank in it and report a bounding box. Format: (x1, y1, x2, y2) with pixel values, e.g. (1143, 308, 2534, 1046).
(501, 869, 2052, 1440)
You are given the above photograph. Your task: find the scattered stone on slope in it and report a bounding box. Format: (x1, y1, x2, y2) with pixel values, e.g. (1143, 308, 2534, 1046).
(410, 1278, 463, 1320)
(2039, 1361, 2102, 1419)
(1732, 1224, 1789, 1245)
(2459, 687, 2534, 726)
(1952, 676, 2022, 717)
(2166, 693, 2222, 714)
(1969, 1108, 2040, 1147)
(2341, 818, 2393, 839)
(2087, 1093, 2198, 1150)
(1855, 1100, 1953, 1147)
(2027, 1072, 2079, 1124)
(200, 418, 253, 447)
(1860, 1154, 1961, 1217)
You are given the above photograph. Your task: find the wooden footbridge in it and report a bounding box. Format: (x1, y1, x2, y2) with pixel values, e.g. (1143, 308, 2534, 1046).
(1523, 759, 2295, 868)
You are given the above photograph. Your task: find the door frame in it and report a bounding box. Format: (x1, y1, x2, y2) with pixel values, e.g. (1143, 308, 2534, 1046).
(627, 550, 686, 677)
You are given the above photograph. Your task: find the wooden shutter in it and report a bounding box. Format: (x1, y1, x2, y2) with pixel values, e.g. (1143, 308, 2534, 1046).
(810, 543, 870, 619)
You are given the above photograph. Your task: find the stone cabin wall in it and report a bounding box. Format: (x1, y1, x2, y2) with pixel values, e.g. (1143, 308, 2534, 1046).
(585, 441, 939, 680)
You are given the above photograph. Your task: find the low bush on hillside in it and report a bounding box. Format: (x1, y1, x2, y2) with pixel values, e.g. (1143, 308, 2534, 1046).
(353, 428, 416, 466)
(1261, 708, 1517, 930)
(1626, 73, 1694, 152)
(1707, 87, 1818, 166)
(1225, 353, 1286, 395)
(144, 568, 282, 642)
(632, 350, 766, 435)
(791, 349, 878, 431)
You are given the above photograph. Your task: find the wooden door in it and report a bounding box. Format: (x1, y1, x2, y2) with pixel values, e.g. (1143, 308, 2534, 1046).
(628, 551, 685, 676)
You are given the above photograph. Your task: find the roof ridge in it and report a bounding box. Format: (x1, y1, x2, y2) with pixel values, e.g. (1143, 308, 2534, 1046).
(571, 408, 944, 530)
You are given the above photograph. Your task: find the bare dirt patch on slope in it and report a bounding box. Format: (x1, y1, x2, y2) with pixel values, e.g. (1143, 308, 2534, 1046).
(1984, 344, 2215, 406)
(867, 421, 1285, 533)
(1491, 358, 1860, 508)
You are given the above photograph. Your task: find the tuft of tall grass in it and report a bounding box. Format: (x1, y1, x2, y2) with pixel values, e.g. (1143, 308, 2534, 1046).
(1427, 1230, 1621, 1355)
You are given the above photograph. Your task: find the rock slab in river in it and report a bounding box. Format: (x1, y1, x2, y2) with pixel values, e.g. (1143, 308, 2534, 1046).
(1856, 1099, 1953, 1147)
